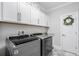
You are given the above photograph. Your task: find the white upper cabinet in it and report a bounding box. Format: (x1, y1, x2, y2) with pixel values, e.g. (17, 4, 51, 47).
(44, 14, 49, 26)
(43, 13, 47, 26)
(30, 5, 39, 25)
(39, 11, 44, 26)
(0, 2, 1, 20)
(0, 2, 48, 27)
(19, 2, 31, 24)
(46, 15, 49, 26)
(3, 2, 17, 22)
(39, 11, 47, 26)
(39, 11, 49, 26)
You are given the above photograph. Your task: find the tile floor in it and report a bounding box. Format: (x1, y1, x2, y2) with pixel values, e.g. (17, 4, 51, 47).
(52, 48, 77, 56)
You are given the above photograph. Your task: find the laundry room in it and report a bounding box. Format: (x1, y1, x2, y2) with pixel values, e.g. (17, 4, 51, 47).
(0, 0, 79, 56)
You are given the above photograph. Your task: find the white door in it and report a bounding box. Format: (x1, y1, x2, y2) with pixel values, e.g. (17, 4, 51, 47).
(3, 2, 17, 22)
(60, 12, 78, 53)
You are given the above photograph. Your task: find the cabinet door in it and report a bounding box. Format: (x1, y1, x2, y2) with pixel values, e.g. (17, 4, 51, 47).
(39, 11, 48, 26)
(46, 15, 49, 26)
(0, 2, 1, 20)
(39, 11, 45, 26)
(30, 6, 39, 25)
(19, 2, 31, 24)
(3, 2, 17, 22)
(44, 14, 48, 26)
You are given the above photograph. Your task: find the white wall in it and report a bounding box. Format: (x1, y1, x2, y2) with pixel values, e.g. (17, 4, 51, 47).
(0, 23, 48, 56)
(48, 2, 79, 47)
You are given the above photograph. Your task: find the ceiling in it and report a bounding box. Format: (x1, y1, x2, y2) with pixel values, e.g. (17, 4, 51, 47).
(39, 2, 72, 10)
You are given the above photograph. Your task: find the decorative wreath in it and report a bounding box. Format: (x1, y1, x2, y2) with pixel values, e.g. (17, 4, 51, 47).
(63, 16, 74, 25)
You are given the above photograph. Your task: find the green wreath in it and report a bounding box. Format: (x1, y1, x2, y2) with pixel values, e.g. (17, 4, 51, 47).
(64, 16, 74, 25)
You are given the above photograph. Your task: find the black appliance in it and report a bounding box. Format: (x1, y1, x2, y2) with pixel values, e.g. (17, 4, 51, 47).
(30, 33, 53, 56)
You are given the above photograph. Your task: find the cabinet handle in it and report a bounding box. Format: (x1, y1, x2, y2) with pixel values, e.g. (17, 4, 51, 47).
(17, 12, 21, 21)
(62, 34, 66, 36)
(38, 19, 39, 24)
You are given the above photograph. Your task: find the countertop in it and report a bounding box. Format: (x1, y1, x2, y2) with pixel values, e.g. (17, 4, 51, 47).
(35, 33, 54, 39)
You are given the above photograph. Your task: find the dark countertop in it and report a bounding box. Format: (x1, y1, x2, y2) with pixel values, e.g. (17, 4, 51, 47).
(35, 33, 54, 39)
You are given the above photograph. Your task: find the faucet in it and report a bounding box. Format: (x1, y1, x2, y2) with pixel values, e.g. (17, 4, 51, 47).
(18, 30, 24, 35)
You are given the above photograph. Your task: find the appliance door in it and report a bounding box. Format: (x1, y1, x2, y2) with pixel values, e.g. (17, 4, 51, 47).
(13, 39, 40, 56)
(42, 36, 53, 56)
(6, 38, 16, 56)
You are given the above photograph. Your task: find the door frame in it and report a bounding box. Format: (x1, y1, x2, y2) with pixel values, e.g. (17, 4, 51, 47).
(60, 11, 79, 54)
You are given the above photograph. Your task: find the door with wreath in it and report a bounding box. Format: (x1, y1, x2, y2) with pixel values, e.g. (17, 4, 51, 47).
(60, 12, 78, 53)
